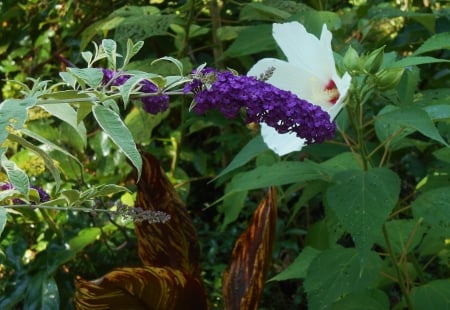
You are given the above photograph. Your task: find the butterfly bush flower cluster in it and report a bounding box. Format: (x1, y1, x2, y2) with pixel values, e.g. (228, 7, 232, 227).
(116, 202, 171, 224)
(0, 183, 50, 204)
(183, 68, 335, 145)
(102, 69, 170, 114)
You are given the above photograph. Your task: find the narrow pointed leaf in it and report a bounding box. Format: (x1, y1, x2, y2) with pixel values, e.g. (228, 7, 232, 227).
(1, 152, 30, 196)
(134, 153, 201, 275)
(92, 104, 142, 179)
(222, 187, 277, 310)
(0, 97, 37, 146)
(75, 266, 208, 310)
(0, 208, 7, 238)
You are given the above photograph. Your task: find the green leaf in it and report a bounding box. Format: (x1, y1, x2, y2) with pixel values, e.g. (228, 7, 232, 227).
(80, 184, 130, 201)
(387, 56, 450, 69)
(269, 247, 321, 281)
(7, 133, 62, 192)
(375, 106, 448, 146)
(67, 67, 104, 88)
(331, 290, 389, 310)
(38, 103, 87, 146)
(239, 2, 291, 21)
(413, 32, 450, 55)
(304, 248, 383, 310)
(214, 135, 268, 181)
(92, 105, 142, 179)
(151, 56, 184, 76)
(218, 190, 248, 231)
(119, 74, 146, 108)
(326, 168, 400, 259)
(102, 39, 118, 69)
(224, 25, 276, 57)
(0, 208, 7, 238)
(1, 152, 30, 196)
(0, 97, 37, 146)
(124, 107, 168, 144)
(412, 187, 450, 234)
(410, 280, 450, 309)
(374, 219, 426, 255)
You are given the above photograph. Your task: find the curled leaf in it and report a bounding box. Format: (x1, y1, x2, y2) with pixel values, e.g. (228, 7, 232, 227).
(222, 187, 277, 310)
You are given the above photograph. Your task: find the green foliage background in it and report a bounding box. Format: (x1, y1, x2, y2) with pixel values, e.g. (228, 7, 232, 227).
(0, 0, 449, 309)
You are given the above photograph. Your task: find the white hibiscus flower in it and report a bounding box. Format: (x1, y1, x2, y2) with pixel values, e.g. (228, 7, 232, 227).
(248, 22, 352, 156)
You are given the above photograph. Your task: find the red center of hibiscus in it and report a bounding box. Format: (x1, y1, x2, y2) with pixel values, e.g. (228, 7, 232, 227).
(324, 80, 339, 104)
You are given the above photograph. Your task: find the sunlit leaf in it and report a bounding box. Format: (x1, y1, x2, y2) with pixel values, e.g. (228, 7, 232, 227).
(1, 152, 30, 196)
(0, 208, 7, 238)
(134, 153, 201, 274)
(75, 266, 208, 310)
(222, 187, 277, 310)
(0, 97, 37, 146)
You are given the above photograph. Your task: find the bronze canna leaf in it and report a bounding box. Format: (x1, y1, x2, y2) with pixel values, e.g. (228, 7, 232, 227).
(134, 153, 202, 276)
(74, 266, 208, 310)
(222, 187, 277, 310)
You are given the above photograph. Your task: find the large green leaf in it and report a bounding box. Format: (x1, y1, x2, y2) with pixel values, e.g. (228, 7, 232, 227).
(410, 280, 450, 309)
(224, 24, 275, 57)
(387, 56, 450, 69)
(92, 104, 142, 179)
(304, 248, 383, 310)
(24, 274, 59, 310)
(331, 290, 389, 310)
(326, 168, 400, 259)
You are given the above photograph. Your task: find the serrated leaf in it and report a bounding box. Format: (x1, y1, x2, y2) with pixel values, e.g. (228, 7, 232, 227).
(0, 208, 7, 238)
(326, 168, 400, 259)
(413, 32, 450, 55)
(134, 153, 200, 273)
(38, 103, 87, 146)
(304, 248, 383, 310)
(74, 266, 208, 309)
(222, 187, 277, 310)
(0, 97, 37, 146)
(331, 289, 389, 310)
(1, 152, 30, 196)
(92, 105, 142, 179)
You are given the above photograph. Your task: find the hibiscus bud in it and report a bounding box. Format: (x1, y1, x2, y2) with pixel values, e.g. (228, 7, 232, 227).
(343, 46, 360, 71)
(375, 68, 405, 90)
(364, 46, 385, 74)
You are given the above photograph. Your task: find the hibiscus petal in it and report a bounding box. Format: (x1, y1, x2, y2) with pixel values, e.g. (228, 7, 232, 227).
(248, 58, 316, 102)
(272, 22, 335, 84)
(261, 124, 306, 156)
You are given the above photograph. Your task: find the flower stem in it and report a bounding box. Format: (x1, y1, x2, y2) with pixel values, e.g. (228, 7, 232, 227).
(382, 223, 415, 310)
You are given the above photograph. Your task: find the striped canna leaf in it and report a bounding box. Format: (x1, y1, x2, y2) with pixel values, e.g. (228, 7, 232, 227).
(74, 153, 208, 309)
(222, 187, 277, 310)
